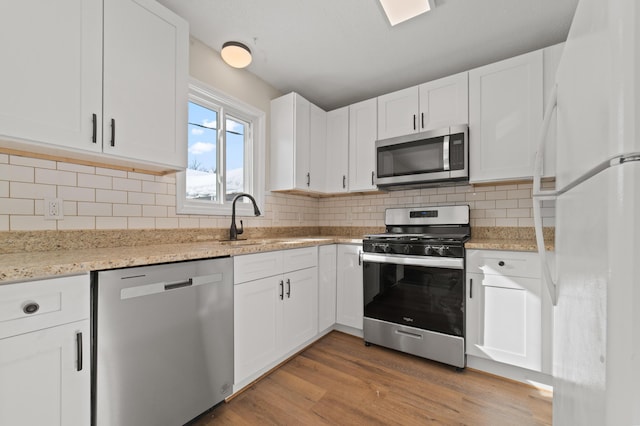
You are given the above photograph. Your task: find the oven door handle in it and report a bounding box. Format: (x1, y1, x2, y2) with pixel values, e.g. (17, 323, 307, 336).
(361, 253, 464, 270)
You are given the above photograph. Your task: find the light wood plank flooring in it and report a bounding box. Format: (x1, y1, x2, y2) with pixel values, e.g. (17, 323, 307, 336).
(193, 331, 552, 425)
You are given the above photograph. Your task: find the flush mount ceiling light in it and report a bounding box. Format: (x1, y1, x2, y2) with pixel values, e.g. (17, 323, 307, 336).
(378, 0, 432, 26)
(221, 41, 252, 68)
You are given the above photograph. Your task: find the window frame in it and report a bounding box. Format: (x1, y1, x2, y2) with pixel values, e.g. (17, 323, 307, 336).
(176, 78, 265, 217)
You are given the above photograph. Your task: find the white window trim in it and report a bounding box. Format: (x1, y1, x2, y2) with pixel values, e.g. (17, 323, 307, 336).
(177, 78, 266, 217)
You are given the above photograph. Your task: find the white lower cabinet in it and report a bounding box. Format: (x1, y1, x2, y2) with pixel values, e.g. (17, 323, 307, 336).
(0, 274, 90, 426)
(234, 247, 318, 386)
(336, 244, 363, 330)
(318, 245, 337, 331)
(466, 249, 550, 372)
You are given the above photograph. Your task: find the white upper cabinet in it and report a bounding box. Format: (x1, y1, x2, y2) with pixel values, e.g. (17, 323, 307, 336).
(325, 107, 350, 193)
(469, 50, 543, 183)
(0, 0, 102, 153)
(377, 72, 468, 139)
(0, 0, 188, 172)
(348, 98, 378, 192)
(270, 92, 326, 193)
(541, 42, 565, 179)
(103, 0, 188, 170)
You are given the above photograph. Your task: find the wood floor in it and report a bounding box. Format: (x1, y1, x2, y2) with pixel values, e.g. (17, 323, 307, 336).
(193, 331, 552, 425)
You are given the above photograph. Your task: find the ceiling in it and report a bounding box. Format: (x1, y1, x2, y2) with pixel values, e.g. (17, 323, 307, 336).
(156, 0, 579, 111)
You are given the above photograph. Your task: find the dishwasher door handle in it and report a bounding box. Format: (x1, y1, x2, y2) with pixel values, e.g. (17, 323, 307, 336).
(120, 273, 224, 300)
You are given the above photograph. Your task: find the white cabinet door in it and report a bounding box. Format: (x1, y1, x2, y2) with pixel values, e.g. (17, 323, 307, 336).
(377, 86, 419, 139)
(103, 0, 188, 169)
(309, 103, 327, 192)
(0, 0, 102, 152)
(419, 72, 469, 131)
(0, 320, 90, 426)
(469, 50, 543, 183)
(541, 42, 564, 179)
(281, 268, 319, 354)
(348, 98, 377, 192)
(466, 249, 544, 372)
(336, 244, 363, 329)
(234, 276, 282, 384)
(270, 92, 313, 192)
(325, 107, 350, 193)
(318, 245, 337, 331)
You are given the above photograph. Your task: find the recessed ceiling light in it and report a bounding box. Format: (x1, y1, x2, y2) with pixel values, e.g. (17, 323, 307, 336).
(378, 0, 432, 26)
(221, 41, 252, 68)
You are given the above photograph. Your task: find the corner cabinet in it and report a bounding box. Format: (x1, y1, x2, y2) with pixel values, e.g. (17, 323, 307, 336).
(377, 72, 468, 139)
(468, 50, 543, 183)
(233, 247, 318, 386)
(318, 245, 338, 331)
(0, 0, 188, 172)
(336, 244, 364, 330)
(270, 92, 326, 193)
(465, 250, 552, 373)
(0, 274, 90, 426)
(348, 98, 378, 192)
(325, 107, 350, 193)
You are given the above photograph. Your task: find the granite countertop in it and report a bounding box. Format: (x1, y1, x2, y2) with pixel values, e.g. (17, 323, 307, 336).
(0, 226, 554, 284)
(0, 236, 363, 284)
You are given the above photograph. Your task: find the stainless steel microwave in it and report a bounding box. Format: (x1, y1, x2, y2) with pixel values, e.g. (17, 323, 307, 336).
(375, 124, 468, 190)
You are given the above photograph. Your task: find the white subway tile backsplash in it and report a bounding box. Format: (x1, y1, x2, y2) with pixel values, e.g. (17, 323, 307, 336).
(113, 177, 142, 192)
(2, 154, 556, 232)
(58, 162, 95, 174)
(96, 217, 128, 230)
(35, 169, 76, 186)
(78, 173, 112, 189)
(2, 164, 34, 183)
(78, 202, 112, 217)
(58, 186, 94, 202)
(0, 198, 34, 215)
(10, 181, 56, 199)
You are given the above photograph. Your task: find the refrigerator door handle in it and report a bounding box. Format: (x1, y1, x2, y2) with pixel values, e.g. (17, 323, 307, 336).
(533, 83, 558, 306)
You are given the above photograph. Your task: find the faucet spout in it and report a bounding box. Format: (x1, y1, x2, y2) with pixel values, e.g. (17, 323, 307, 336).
(230, 193, 262, 240)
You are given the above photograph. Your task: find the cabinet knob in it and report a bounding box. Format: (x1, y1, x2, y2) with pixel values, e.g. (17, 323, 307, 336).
(498, 261, 505, 267)
(23, 302, 40, 314)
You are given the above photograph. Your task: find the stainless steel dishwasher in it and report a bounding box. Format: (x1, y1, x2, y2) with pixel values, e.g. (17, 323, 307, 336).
(91, 257, 233, 426)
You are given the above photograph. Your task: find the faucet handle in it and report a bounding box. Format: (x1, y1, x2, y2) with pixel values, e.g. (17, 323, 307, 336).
(237, 220, 244, 235)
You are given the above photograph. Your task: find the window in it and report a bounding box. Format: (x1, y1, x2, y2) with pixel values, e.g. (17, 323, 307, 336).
(177, 79, 265, 216)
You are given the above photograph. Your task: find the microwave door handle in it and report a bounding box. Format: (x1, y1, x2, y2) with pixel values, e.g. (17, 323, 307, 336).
(442, 135, 450, 171)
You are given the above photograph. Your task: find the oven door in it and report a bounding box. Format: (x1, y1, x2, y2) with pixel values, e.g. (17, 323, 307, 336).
(362, 253, 464, 337)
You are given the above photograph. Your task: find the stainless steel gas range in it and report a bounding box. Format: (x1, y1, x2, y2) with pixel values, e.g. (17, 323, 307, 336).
(362, 205, 470, 368)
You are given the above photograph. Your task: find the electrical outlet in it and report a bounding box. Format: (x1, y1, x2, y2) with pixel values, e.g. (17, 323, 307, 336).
(44, 198, 63, 220)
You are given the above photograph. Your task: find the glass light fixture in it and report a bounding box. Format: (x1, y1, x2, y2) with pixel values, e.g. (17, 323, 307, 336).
(221, 41, 252, 68)
(379, 0, 431, 26)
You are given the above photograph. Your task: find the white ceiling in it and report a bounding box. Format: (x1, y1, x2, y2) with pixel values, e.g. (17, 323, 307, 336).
(157, 0, 579, 111)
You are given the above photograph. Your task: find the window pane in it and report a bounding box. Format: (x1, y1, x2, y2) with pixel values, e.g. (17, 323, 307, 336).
(187, 102, 218, 201)
(226, 117, 246, 201)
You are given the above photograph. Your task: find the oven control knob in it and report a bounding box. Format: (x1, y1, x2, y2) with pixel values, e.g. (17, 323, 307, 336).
(403, 244, 412, 254)
(425, 246, 433, 256)
(378, 243, 390, 253)
(435, 246, 448, 256)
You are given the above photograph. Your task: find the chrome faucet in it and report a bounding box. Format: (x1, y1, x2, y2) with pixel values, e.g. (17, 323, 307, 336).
(230, 193, 262, 240)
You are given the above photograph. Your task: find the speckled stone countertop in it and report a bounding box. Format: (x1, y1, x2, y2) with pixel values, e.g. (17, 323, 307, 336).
(0, 236, 362, 283)
(466, 227, 555, 252)
(0, 226, 553, 284)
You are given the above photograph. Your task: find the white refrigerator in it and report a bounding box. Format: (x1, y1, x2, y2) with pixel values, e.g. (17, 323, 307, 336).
(533, 0, 640, 424)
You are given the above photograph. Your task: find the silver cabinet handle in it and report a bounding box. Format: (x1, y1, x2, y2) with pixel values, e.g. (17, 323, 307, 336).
(469, 278, 473, 299)
(306, 172, 310, 187)
(279, 280, 284, 300)
(413, 114, 416, 130)
(286, 278, 291, 298)
(342, 175, 346, 189)
(110, 118, 116, 147)
(92, 114, 97, 143)
(371, 171, 375, 186)
(23, 302, 40, 314)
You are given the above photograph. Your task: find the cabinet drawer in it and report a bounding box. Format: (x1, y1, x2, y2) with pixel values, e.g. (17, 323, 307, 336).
(0, 274, 90, 340)
(466, 250, 540, 279)
(234, 251, 284, 284)
(283, 247, 317, 272)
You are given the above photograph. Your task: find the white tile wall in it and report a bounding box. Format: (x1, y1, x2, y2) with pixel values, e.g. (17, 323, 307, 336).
(0, 154, 556, 231)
